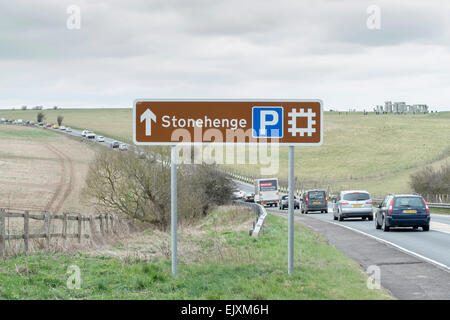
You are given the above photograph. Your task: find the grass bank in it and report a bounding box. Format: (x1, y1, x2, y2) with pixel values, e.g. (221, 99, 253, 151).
(0, 209, 392, 299)
(431, 208, 450, 215)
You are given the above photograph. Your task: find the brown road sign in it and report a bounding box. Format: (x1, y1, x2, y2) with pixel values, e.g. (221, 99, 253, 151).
(133, 99, 323, 146)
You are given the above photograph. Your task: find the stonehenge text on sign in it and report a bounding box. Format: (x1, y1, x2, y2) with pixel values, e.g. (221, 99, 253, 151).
(133, 100, 323, 146)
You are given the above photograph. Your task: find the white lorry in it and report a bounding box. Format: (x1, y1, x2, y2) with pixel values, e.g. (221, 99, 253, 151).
(254, 178, 279, 207)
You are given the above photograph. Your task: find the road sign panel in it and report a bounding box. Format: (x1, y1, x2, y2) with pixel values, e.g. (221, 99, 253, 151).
(133, 99, 322, 146)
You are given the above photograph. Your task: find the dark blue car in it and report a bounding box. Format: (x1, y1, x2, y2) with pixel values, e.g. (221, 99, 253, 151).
(375, 194, 430, 231)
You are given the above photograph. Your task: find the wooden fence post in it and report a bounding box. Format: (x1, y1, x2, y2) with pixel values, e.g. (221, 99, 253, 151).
(63, 212, 68, 240)
(88, 215, 93, 240)
(105, 214, 109, 234)
(99, 214, 104, 236)
(0, 209, 5, 258)
(44, 212, 50, 250)
(24, 211, 29, 254)
(78, 214, 82, 244)
(110, 215, 114, 234)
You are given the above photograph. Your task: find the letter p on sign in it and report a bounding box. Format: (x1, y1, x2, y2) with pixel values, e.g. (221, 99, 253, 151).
(252, 106, 283, 138)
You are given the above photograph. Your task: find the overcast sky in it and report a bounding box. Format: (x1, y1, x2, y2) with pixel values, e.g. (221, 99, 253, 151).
(1, 0, 450, 110)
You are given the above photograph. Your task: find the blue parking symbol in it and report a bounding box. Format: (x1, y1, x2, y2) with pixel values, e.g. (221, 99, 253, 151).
(252, 107, 283, 138)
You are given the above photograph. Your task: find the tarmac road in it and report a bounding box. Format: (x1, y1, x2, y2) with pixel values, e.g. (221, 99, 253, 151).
(234, 180, 450, 299)
(234, 180, 450, 271)
(59, 127, 124, 148)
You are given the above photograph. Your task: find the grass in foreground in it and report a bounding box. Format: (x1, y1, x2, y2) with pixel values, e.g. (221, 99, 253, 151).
(0, 212, 392, 299)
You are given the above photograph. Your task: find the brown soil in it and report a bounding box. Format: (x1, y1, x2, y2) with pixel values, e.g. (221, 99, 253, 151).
(0, 125, 96, 214)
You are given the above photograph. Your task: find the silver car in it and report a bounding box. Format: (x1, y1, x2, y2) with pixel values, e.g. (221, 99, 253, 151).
(333, 190, 373, 221)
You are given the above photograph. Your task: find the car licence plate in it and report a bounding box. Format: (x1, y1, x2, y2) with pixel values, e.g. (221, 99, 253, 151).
(403, 210, 417, 213)
(313, 201, 321, 204)
(352, 204, 363, 207)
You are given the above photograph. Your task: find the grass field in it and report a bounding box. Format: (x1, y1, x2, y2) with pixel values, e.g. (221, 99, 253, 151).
(0, 125, 54, 140)
(1, 109, 449, 195)
(0, 210, 392, 300)
(431, 208, 450, 215)
(0, 109, 133, 144)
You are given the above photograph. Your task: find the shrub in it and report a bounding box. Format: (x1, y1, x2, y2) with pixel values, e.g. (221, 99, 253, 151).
(410, 163, 450, 195)
(84, 148, 235, 230)
(37, 112, 45, 123)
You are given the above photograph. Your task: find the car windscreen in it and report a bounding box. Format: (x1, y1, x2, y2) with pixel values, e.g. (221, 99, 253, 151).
(308, 191, 325, 199)
(342, 193, 370, 201)
(394, 197, 424, 207)
(259, 180, 278, 191)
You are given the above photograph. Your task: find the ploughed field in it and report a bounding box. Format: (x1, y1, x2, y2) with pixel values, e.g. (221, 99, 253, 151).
(0, 124, 96, 213)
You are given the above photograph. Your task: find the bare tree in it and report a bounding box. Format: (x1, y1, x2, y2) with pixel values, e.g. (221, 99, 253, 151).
(84, 149, 235, 230)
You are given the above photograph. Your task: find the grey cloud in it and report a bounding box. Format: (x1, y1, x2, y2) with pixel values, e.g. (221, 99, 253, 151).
(0, 0, 449, 110)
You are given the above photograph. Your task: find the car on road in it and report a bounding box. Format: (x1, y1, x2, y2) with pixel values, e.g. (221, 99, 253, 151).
(301, 189, 328, 214)
(86, 131, 96, 139)
(59, 126, 66, 130)
(45, 123, 52, 128)
(53, 124, 59, 129)
(375, 194, 430, 232)
(81, 130, 89, 137)
(279, 195, 300, 210)
(66, 127, 72, 132)
(119, 143, 128, 151)
(96, 136, 105, 142)
(243, 193, 255, 203)
(333, 190, 373, 221)
(110, 141, 120, 149)
(233, 190, 246, 200)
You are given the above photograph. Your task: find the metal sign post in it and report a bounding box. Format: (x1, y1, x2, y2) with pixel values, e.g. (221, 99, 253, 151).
(171, 145, 178, 275)
(288, 146, 294, 275)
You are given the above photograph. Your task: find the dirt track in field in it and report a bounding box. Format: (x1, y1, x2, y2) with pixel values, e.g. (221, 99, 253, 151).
(0, 125, 96, 214)
(43, 143, 75, 213)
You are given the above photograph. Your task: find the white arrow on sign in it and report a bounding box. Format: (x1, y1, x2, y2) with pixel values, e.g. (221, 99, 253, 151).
(140, 108, 157, 136)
